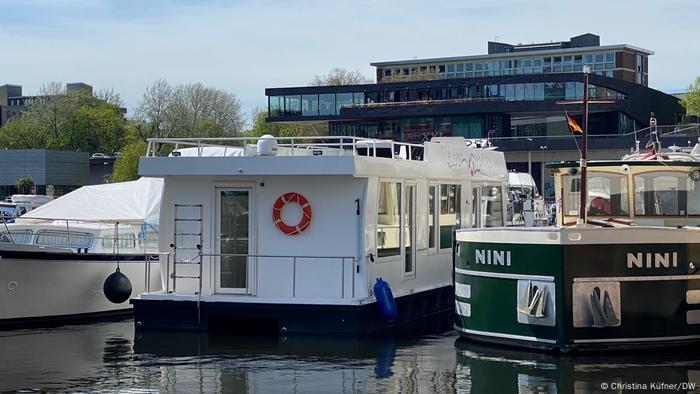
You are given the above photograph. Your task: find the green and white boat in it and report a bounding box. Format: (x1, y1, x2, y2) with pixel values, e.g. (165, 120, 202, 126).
(456, 136, 700, 351)
(454, 69, 700, 351)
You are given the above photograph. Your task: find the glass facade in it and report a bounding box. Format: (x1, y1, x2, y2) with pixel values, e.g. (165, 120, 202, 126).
(269, 92, 365, 117)
(268, 83, 624, 118)
(329, 110, 634, 142)
(382, 51, 623, 82)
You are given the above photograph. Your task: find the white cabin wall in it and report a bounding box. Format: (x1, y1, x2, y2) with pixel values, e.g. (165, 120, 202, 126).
(158, 175, 367, 299)
(254, 175, 365, 300)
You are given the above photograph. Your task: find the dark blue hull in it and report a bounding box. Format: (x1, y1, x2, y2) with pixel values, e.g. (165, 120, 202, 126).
(132, 285, 453, 336)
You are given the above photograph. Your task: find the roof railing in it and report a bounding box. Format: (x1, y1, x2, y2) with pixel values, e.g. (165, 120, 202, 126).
(145, 136, 425, 160)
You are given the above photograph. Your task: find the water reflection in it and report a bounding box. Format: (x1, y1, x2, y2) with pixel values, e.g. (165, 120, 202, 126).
(455, 340, 700, 393)
(1, 316, 699, 393)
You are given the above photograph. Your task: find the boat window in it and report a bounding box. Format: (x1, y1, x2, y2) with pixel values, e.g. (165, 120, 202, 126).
(138, 229, 159, 250)
(634, 172, 700, 216)
(377, 182, 401, 258)
(588, 173, 629, 216)
(562, 172, 629, 217)
(471, 187, 479, 228)
(404, 184, 415, 274)
(440, 184, 461, 249)
(102, 233, 137, 249)
(35, 230, 93, 249)
(0, 229, 32, 244)
(0, 205, 16, 218)
(428, 186, 436, 249)
(481, 186, 504, 227)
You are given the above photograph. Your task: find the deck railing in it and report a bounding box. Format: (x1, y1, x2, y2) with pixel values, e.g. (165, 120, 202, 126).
(160, 252, 358, 300)
(145, 135, 424, 161)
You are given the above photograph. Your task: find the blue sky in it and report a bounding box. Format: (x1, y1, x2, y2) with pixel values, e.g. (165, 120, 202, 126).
(0, 0, 697, 124)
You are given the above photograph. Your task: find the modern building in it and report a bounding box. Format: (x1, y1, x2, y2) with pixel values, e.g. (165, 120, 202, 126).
(265, 33, 689, 198)
(0, 150, 89, 199)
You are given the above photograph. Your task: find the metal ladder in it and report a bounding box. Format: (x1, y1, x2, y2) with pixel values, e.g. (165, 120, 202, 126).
(170, 204, 204, 295)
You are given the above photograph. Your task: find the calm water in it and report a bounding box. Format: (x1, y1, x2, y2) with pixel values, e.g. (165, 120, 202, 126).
(2, 317, 700, 393)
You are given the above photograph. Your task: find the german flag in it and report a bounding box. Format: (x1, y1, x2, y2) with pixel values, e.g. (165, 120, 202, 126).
(566, 114, 583, 134)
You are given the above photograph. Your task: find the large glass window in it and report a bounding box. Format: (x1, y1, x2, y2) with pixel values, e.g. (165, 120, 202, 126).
(336, 93, 353, 114)
(378, 182, 401, 258)
(284, 95, 301, 116)
(319, 94, 336, 116)
(634, 172, 700, 216)
(353, 92, 364, 106)
(545, 82, 565, 100)
(439, 184, 461, 249)
(269, 96, 283, 116)
(535, 83, 545, 100)
(301, 94, 318, 116)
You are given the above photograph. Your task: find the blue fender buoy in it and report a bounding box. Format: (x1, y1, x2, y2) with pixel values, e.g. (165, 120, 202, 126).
(374, 278, 397, 323)
(103, 267, 132, 304)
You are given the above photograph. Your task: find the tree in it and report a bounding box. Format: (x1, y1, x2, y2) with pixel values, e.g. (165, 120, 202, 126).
(0, 84, 126, 153)
(682, 76, 700, 118)
(15, 177, 35, 194)
(246, 108, 326, 137)
(133, 80, 245, 141)
(110, 126, 147, 182)
(309, 68, 371, 86)
(96, 88, 124, 107)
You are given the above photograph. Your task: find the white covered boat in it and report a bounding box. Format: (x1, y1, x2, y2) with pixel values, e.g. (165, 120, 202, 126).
(132, 136, 508, 335)
(0, 178, 163, 327)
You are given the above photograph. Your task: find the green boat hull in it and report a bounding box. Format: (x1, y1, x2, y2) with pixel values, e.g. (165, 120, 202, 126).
(454, 227, 700, 352)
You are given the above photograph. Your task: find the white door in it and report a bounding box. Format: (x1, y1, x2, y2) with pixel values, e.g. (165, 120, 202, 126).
(215, 188, 254, 294)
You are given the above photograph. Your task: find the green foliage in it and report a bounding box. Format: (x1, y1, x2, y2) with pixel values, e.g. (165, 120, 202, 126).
(15, 177, 34, 194)
(0, 91, 126, 153)
(245, 108, 326, 137)
(111, 129, 147, 182)
(682, 76, 700, 117)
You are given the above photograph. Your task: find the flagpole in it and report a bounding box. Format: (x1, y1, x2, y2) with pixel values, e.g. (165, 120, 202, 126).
(578, 66, 590, 225)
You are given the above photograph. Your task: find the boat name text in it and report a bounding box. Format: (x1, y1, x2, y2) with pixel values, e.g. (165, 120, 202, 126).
(475, 249, 511, 266)
(626, 252, 678, 269)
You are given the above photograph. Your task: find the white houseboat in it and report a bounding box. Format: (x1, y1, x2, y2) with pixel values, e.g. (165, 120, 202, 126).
(0, 178, 163, 327)
(132, 136, 508, 335)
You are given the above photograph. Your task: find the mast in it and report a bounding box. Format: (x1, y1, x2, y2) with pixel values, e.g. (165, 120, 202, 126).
(578, 66, 590, 224)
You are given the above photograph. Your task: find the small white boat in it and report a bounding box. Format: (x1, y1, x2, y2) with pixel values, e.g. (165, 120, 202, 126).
(132, 135, 509, 335)
(506, 172, 548, 227)
(0, 178, 163, 327)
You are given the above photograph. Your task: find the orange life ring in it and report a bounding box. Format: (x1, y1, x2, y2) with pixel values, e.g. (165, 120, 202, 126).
(272, 192, 312, 235)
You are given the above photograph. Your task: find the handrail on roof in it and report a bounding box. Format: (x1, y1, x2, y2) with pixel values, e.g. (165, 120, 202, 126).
(144, 135, 424, 159)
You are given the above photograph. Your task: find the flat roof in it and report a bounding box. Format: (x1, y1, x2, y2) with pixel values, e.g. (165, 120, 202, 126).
(370, 44, 654, 68)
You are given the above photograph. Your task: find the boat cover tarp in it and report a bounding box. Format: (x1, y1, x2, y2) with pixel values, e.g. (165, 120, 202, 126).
(21, 177, 163, 224)
(173, 146, 246, 157)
